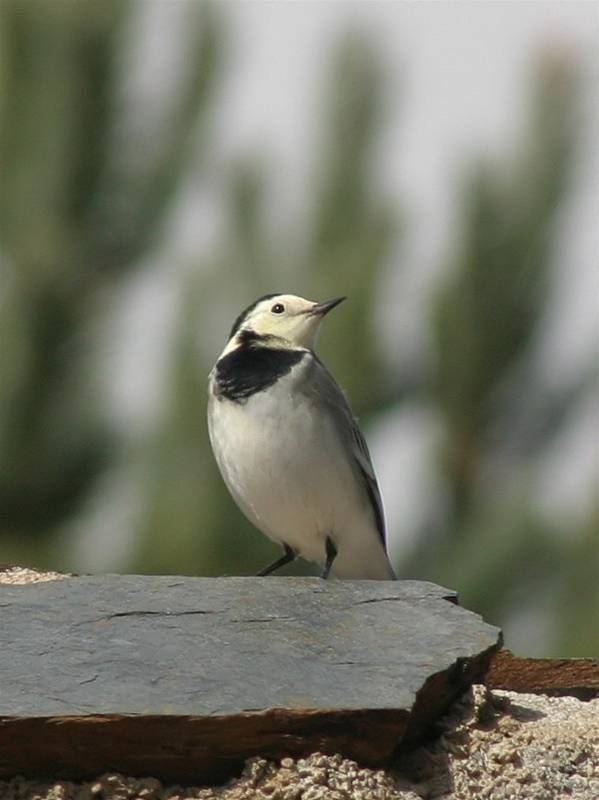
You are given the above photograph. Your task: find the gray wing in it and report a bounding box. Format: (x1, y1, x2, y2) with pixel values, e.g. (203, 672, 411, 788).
(301, 355, 387, 550)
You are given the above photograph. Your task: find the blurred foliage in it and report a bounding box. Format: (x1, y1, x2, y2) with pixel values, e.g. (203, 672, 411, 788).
(404, 55, 598, 656)
(0, 3, 595, 656)
(433, 57, 576, 521)
(0, 0, 220, 543)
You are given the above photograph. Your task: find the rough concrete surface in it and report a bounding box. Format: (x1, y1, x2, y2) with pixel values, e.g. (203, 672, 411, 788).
(1, 686, 597, 800)
(0, 566, 68, 585)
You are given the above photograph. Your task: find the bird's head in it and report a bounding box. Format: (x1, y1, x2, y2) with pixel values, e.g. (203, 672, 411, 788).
(227, 293, 346, 351)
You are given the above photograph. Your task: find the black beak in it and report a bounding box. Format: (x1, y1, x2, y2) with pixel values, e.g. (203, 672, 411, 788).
(310, 296, 346, 316)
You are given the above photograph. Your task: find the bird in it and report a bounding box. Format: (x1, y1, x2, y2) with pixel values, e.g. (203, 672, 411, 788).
(207, 293, 396, 580)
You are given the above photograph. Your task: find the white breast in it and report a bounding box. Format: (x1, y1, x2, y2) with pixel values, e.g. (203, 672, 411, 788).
(207, 360, 394, 579)
(209, 365, 356, 551)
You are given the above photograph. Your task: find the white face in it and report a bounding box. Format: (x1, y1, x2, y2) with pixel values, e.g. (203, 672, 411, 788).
(234, 294, 344, 349)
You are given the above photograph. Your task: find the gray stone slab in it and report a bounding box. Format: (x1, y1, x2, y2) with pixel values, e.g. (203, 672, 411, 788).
(0, 576, 501, 782)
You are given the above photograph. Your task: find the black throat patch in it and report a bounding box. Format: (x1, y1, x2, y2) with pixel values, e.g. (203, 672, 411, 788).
(214, 333, 306, 403)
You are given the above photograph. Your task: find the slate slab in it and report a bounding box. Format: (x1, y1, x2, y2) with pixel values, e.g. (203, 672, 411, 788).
(0, 575, 501, 782)
(487, 649, 599, 700)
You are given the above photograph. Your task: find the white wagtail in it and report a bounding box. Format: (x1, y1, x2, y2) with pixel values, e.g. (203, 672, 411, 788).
(207, 294, 396, 580)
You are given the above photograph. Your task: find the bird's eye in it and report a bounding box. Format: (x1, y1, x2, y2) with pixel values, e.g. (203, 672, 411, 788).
(271, 303, 285, 314)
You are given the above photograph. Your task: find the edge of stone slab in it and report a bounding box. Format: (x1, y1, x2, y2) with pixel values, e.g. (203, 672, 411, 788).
(486, 648, 599, 700)
(0, 568, 458, 598)
(0, 707, 411, 783)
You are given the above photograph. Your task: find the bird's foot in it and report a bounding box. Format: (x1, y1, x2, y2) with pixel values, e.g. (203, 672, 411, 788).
(320, 536, 337, 580)
(256, 543, 296, 576)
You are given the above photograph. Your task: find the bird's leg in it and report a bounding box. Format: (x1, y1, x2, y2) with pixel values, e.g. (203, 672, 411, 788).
(256, 544, 296, 576)
(321, 536, 337, 580)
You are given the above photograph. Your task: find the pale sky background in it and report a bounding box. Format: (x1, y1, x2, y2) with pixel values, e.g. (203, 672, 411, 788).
(82, 2, 597, 649)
